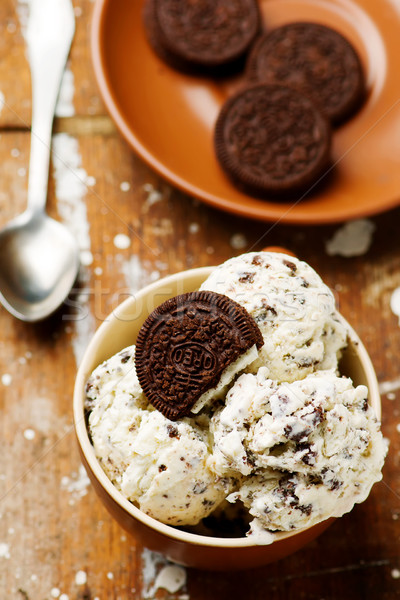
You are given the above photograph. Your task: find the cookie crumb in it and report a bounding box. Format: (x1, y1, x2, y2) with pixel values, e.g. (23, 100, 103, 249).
(1, 374, 12, 386)
(120, 181, 131, 192)
(75, 570, 87, 585)
(392, 569, 400, 579)
(155, 565, 186, 593)
(113, 233, 131, 250)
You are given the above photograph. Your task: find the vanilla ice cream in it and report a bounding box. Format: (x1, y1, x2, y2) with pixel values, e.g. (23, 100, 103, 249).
(85, 346, 233, 526)
(211, 367, 386, 540)
(200, 252, 347, 383)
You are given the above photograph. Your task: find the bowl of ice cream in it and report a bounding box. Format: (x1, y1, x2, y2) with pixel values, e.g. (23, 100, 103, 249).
(73, 251, 386, 570)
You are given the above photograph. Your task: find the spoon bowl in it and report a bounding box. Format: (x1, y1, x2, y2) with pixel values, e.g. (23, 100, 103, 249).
(0, 210, 79, 321)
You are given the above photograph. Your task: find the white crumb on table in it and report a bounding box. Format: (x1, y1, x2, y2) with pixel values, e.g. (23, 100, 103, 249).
(154, 565, 187, 594)
(0, 543, 10, 559)
(390, 287, 400, 325)
(23, 428, 35, 440)
(379, 378, 400, 395)
(75, 570, 87, 585)
(80, 250, 94, 266)
(141, 549, 188, 599)
(188, 222, 200, 234)
(61, 465, 90, 501)
(1, 374, 12, 386)
(325, 219, 375, 257)
(142, 183, 163, 211)
(230, 233, 248, 250)
(391, 569, 400, 579)
(113, 233, 131, 249)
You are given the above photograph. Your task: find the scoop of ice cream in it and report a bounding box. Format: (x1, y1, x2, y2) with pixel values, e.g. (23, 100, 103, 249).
(85, 345, 232, 526)
(211, 367, 387, 535)
(200, 252, 347, 383)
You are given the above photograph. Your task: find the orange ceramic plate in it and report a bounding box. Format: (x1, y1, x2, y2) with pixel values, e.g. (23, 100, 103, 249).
(92, 0, 400, 224)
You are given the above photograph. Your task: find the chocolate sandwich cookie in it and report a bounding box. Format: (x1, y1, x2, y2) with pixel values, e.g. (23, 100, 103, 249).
(135, 291, 263, 421)
(143, 0, 260, 73)
(214, 84, 331, 198)
(247, 22, 365, 124)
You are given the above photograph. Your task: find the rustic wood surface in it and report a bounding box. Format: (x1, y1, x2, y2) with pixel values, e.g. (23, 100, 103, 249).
(1, 0, 400, 598)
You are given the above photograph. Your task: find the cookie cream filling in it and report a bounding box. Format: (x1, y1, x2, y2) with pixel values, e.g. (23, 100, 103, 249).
(191, 344, 259, 414)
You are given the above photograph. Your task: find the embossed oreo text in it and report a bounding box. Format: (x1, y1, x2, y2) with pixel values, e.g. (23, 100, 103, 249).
(171, 343, 217, 375)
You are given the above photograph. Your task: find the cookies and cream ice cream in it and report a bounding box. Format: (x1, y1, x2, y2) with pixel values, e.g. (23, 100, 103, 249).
(211, 368, 386, 538)
(85, 346, 234, 526)
(200, 252, 347, 383)
(85, 251, 386, 542)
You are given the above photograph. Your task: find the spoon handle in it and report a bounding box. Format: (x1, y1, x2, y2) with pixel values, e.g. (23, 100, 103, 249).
(26, 0, 75, 213)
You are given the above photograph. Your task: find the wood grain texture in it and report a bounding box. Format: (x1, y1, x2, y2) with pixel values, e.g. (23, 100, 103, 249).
(0, 0, 400, 598)
(0, 0, 105, 129)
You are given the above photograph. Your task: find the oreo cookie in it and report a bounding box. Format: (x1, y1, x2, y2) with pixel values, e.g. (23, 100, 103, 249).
(135, 291, 263, 421)
(247, 22, 365, 124)
(214, 83, 331, 198)
(143, 0, 260, 73)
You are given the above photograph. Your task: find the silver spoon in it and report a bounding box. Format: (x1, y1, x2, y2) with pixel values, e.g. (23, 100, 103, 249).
(0, 0, 79, 322)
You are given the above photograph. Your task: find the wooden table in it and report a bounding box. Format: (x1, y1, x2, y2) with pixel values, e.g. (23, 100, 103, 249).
(1, 1, 399, 598)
